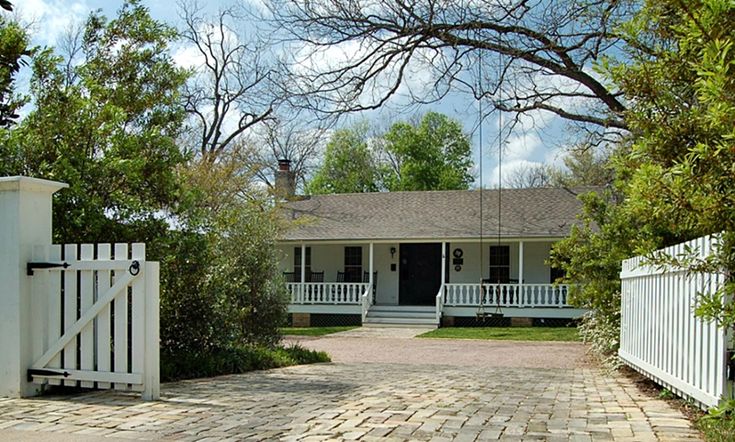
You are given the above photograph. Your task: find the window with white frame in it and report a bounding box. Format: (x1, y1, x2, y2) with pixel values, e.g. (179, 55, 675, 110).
(488, 245, 510, 283)
(344, 246, 362, 282)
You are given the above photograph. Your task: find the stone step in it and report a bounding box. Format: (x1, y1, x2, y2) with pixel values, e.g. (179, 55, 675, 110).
(370, 305, 435, 313)
(361, 322, 438, 329)
(367, 310, 435, 319)
(363, 316, 438, 327)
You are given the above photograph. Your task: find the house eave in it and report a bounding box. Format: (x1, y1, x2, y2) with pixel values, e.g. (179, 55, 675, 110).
(277, 235, 567, 244)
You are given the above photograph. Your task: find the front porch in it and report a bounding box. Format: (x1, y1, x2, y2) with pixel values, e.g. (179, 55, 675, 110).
(279, 240, 586, 327)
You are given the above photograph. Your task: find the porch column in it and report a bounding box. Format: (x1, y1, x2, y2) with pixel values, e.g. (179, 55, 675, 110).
(300, 243, 306, 300)
(368, 242, 374, 287)
(518, 241, 524, 304)
(440, 242, 446, 286)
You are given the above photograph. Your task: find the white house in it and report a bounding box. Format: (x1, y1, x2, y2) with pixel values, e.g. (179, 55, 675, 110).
(275, 162, 590, 328)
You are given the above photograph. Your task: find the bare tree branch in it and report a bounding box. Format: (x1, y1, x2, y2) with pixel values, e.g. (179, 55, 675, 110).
(250, 117, 330, 191)
(179, 0, 280, 161)
(265, 0, 636, 134)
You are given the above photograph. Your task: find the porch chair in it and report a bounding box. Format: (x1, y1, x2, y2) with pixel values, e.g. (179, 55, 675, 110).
(282, 271, 297, 282)
(332, 271, 346, 302)
(308, 271, 324, 282)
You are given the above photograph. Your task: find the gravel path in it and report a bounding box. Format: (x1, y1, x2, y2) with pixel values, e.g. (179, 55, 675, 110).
(286, 328, 592, 369)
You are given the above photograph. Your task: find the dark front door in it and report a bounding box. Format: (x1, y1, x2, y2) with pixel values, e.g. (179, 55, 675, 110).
(399, 243, 442, 305)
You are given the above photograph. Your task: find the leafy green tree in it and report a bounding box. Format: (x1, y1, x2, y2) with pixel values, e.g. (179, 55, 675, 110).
(551, 147, 615, 188)
(0, 0, 291, 378)
(553, 0, 735, 365)
(505, 145, 613, 189)
(383, 112, 473, 191)
(0, 16, 31, 127)
(307, 113, 473, 194)
(610, 0, 735, 328)
(306, 123, 381, 194)
(0, 0, 189, 244)
(179, 152, 289, 347)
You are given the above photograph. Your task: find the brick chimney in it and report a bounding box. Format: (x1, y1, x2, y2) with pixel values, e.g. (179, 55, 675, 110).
(275, 158, 296, 199)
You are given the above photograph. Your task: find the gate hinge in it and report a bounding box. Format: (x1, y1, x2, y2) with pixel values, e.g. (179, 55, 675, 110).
(27, 368, 71, 382)
(26, 261, 70, 276)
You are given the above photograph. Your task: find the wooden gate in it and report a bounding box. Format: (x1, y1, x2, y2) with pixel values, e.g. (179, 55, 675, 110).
(27, 243, 160, 400)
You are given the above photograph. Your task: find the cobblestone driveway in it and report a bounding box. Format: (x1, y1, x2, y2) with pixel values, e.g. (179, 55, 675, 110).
(0, 334, 700, 441)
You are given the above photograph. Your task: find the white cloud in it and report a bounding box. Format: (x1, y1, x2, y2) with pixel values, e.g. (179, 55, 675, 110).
(485, 159, 543, 188)
(19, 0, 91, 46)
(172, 43, 204, 70)
(503, 132, 541, 162)
(543, 145, 567, 169)
(290, 37, 440, 112)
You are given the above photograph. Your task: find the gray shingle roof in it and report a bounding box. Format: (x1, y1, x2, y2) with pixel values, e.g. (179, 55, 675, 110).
(279, 187, 600, 242)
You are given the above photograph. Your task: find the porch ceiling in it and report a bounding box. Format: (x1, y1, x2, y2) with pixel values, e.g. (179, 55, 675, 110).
(280, 187, 600, 242)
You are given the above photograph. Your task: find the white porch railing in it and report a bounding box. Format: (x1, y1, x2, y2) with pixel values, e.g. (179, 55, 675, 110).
(443, 283, 570, 307)
(361, 284, 373, 321)
(435, 284, 445, 323)
(288, 282, 369, 304)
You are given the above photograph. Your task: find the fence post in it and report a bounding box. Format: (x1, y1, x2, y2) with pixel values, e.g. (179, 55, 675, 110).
(143, 262, 160, 400)
(0, 176, 67, 398)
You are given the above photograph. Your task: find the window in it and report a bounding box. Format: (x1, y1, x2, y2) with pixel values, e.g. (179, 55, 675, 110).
(294, 247, 311, 282)
(488, 245, 510, 283)
(344, 246, 362, 282)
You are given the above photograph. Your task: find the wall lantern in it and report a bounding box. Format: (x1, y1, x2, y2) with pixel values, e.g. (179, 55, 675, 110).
(390, 247, 396, 259)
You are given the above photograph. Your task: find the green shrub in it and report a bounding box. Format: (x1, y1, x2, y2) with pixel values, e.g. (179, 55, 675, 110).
(577, 309, 622, 369)
(208, 203, 289, 348)
(156, 231, 228, 354)
(161, 344, 330, 382)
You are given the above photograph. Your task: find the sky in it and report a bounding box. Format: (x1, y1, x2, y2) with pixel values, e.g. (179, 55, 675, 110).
(16, 0, 575, 189)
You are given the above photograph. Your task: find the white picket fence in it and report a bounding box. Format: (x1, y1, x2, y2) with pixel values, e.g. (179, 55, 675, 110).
(27, 243, 160, 400)
(619, 234, 732, 409)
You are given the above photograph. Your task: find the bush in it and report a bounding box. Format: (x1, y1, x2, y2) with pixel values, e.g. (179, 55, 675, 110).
(161, 344, 330, 382)
(577, 309, 622, 369)
(208, 203, 289, 347)
(156, 231, 228, 354)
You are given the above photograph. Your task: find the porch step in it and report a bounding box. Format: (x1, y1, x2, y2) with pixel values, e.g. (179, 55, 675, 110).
(364, 305, 438, 328)
(363, 317, 438, 328)
(370, 305, 435, 313)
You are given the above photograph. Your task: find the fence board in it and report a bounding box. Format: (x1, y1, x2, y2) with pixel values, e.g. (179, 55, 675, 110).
(47, 245, 62, 386)
(113, 244, 129, 390)
(131, 244, 146, 388)
(96, 244, 112, 389)
(63, 244, 78, 387)
(79, 244, 94, 388)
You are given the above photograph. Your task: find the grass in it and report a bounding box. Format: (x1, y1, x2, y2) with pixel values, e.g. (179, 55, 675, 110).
(698, 416, 735, 441)
(418, 326, 580, 342)
(280, 326, 357, 336)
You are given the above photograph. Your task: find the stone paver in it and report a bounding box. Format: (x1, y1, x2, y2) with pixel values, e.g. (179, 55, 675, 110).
(0, 334, 701, 441)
